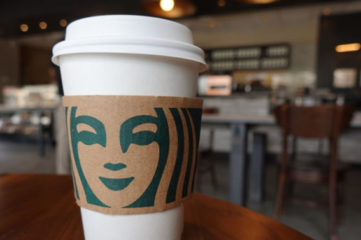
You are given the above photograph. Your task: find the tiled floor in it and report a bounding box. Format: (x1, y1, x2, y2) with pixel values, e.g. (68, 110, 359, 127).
(0, 140, 360, 239)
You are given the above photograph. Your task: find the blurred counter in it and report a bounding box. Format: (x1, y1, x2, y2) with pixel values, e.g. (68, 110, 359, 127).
(199, 94, 361, 164)
(0, 104, 57, 139)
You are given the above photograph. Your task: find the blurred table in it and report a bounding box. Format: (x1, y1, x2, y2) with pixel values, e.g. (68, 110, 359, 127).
(201, 113, 361, 206)
(201, 114, 274, 206)
(0, 174, 311, 240)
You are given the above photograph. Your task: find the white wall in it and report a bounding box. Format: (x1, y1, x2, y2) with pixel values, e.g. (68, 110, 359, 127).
(180, 1, 361, 89)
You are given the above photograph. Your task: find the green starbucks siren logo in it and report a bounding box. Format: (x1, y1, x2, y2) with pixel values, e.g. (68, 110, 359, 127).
(66, 106, 202, 209)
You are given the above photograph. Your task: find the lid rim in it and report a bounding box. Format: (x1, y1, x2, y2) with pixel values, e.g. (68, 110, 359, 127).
(52, 38, 207, 72)
(53, 37, 204, 55)
(52, 49, 207, 72)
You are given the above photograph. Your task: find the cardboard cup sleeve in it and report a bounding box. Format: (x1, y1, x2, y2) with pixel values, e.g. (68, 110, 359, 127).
(62, 96, 203, 215)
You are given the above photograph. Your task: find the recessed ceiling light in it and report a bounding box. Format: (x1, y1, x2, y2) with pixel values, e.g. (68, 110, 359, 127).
(39, 21, 47, 30)
(208, 20, 216, 28)
(20, 24, 29, 32)
(239, 0, 278, 4)
(143, 0, 196, 18)
(322, 8, 332, 16)
(160, 0, 175, 11)
(218, 0, 226, 7)
(59, 19, 67, 27)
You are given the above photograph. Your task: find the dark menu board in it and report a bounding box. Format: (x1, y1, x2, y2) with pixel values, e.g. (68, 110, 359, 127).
(205, 43, 291, 73)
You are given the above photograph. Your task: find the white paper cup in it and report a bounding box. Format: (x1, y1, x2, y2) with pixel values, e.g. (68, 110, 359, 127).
(52, 15, 206, 240)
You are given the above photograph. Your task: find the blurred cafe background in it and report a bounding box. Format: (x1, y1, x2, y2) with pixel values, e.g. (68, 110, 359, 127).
(1, 0, 361, 239)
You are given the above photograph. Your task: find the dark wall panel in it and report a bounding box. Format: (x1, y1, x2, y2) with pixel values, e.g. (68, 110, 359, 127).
(317, 11, 361, 89)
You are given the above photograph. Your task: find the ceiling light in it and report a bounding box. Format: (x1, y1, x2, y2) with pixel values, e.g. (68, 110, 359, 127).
(208, 20, 216, 28)
(335, 43, 361, 53)
(218, 0, 226, 7)
(322, 8, 332, 16)
(20, 24, 29, 32)
(39, 21, 47, 30)
(143, 0, 196, 18)
(160, 0, 175, 11)
(239, 0, 278, 4)
(59, 19, 67, 27)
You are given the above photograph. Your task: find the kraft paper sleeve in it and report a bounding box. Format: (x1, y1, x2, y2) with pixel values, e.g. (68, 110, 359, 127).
(62, 95, 203, 215)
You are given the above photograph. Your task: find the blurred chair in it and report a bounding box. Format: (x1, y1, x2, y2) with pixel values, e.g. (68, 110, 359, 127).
(39, 111, 55, 157)
(273, 104, 354, 240)
(196, 107, 219, 190)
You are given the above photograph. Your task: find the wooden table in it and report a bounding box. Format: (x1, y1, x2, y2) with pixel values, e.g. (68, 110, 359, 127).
(202, 113, 361, 206)
(0, 174, 311, 240)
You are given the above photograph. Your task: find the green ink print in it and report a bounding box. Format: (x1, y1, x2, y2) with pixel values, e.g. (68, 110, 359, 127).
(70, 107, 109, 208)
(71, 164, 80, 200)
(66, 107, 80, 200)
(166, 108, 184, 203)
(68, 104, 201, 210)
(99, 176, 134, 191)
(188, 108, 203, 191)
(181, 108, 194, 198)
(104, 162, 127, 171)
(122, 108, 169, 208)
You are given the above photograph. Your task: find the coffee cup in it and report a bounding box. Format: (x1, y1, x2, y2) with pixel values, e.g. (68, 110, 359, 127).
(52, 15, 206, 240)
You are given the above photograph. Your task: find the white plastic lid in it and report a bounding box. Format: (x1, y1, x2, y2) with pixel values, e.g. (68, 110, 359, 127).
(52, 15, 207, 72)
